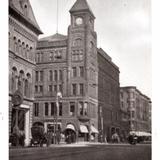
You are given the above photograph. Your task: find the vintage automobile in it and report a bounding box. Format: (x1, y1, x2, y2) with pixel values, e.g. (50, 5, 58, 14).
(30, 126, 47, 147)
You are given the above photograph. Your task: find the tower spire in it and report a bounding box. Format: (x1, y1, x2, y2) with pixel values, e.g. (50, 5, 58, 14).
(70, 0, 95, 18)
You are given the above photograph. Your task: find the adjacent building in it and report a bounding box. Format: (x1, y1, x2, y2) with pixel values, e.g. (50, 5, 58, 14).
(9, 0, 42, 146)
(97, 48, 120, 142)
(120, 86, 151, 140)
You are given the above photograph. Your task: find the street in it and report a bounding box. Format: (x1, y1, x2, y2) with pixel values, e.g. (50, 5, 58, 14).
(9, 143, 151, 160)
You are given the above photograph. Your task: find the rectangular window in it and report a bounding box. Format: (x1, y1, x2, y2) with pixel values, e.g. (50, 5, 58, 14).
(70, 102, 75, 116)
(45, 103, 49, 116)
(49, 70, 53, 81)
(49, 85, 52, 92)
(72, 67, 77, 77)
(79, 66, 84, 77)
(51, 102, 56, 116)
(131, 111, 135, 118)
(79, 84, 84, 95)
(59, 84, 62, 93)
(35, 85, 38, 93)
(54, 85, 57, 93)
(59, 102, 62, 116)
(59, 70, 63, 81)
(39, 85, 43, 92)
(34, 103, 39, 117)
(54, 70, 58, 81)
(35, 71, 38, 82)
(79, 102, 83, 115)
(72, 84, 77, 96)
(40, 71, 43, 81)
(84, 102, 88, 116)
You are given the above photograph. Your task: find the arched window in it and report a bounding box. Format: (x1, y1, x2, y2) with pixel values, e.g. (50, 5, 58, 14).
(24, 4, 28, 16)
(26, 73, 31, 97)
(90, 41, 94, 51)
(9, 32, 11, 50)
(25, 44, 29, 59)
(24, 79, 28, 97)
(74, 38, 82, 47)
(22, 42, 25, 57)
(29, 47, 33, 61)
(11, 67, 18, 92)
(18, 39, 21, 55)
(13, 37, 18, 53)
(18, 70, 24, 93)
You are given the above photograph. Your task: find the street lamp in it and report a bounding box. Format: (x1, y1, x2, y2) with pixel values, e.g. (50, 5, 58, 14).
(55, 91, 62, 144)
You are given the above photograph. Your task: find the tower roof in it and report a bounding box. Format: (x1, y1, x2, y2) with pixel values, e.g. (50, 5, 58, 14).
(70, 0, 95, 18)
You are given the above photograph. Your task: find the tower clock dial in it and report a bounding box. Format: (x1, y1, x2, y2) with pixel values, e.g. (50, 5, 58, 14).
(76, 17, 83, 25)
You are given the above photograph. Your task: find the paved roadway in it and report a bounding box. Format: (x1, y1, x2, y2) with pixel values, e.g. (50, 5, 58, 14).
(9, 143, 151, 160)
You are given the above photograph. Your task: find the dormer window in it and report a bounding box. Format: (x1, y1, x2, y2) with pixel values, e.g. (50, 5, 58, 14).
(55, 50, 62, 59)
(24, 4, 28, 16)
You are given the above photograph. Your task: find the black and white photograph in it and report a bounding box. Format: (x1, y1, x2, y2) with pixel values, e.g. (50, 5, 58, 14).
(1, 0, 158, 159)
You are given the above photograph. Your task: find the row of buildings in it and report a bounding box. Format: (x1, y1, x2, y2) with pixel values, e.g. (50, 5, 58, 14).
(9, 0, 151, 146)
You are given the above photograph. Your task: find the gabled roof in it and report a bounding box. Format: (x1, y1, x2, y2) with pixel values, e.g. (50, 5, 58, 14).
(39, 33, 68, 42)
(70, 0, 95, 18)
(9, 0, 42, 34)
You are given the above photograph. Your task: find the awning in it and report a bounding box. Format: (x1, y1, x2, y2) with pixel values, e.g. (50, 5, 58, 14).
(66, 124, 75, 131)
(90, 125, 99, 134)
(80, 125, 88, 133)
(130, 131, 151, 137)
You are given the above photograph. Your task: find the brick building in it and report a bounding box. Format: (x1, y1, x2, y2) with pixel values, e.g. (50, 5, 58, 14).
(120, 86, 151, 140)
(9, 0, 42, 146)
(9, 0, 121, 145)
(97, 48, 120, 142)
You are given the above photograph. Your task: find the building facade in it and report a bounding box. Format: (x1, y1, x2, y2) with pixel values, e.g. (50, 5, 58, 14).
(97, 48, 120, 142)
(9, 0, 121, 145)
(120, 86, 151, 139)
(9, 0, 42, 146)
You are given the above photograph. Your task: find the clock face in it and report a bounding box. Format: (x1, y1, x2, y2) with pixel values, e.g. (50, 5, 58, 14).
(76, 17, 83, 25)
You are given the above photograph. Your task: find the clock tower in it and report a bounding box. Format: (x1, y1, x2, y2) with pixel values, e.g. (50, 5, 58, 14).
(67, 0, 98, 119)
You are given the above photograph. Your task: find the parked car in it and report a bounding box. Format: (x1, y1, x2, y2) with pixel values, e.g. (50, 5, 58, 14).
(30, 126, 47, 147)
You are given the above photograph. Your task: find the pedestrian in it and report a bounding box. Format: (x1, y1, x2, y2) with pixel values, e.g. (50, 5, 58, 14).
(46, 131, 52, 147)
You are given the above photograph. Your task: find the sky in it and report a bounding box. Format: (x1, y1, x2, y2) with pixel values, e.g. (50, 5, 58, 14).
(30, 0, 151, 98)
